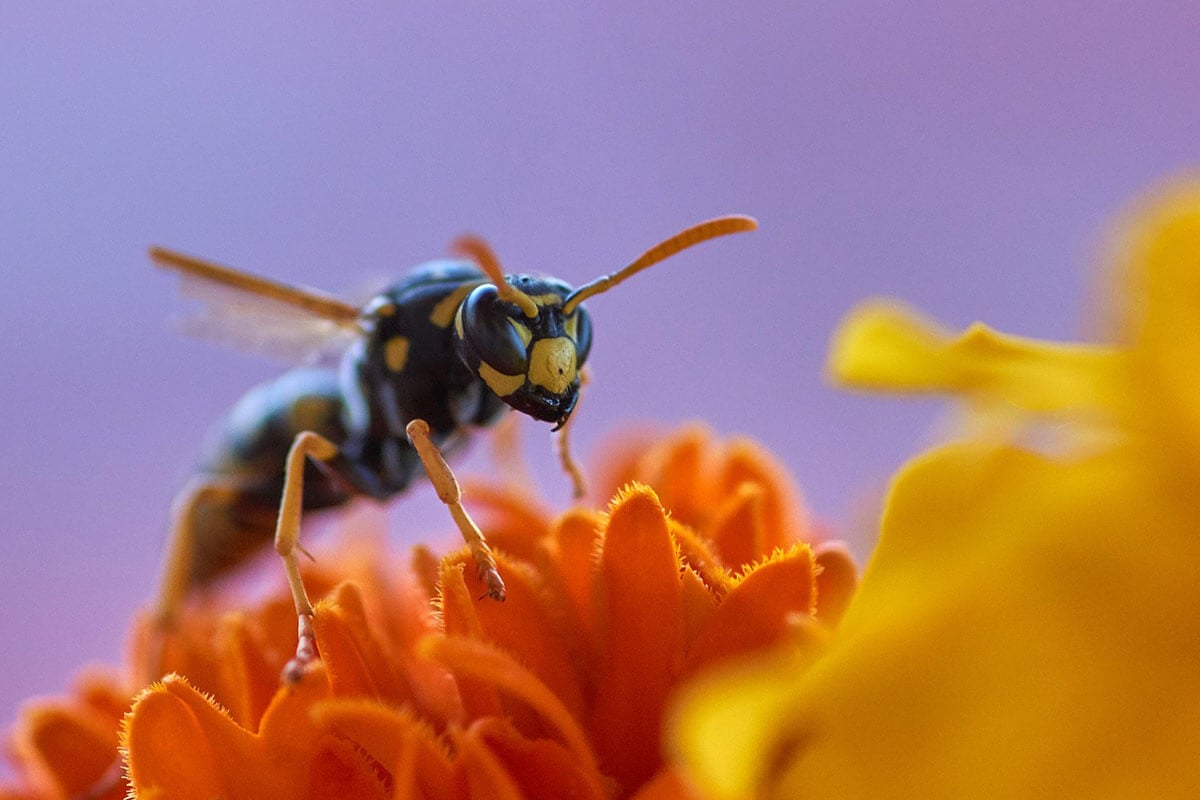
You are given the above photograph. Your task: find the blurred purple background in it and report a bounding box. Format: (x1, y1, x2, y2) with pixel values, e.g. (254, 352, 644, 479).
(2, 1, 1198, 733)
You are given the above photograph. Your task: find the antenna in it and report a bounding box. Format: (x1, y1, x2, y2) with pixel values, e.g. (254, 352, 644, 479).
(562, 215, 758, 315)
(452, 236, 540, 319)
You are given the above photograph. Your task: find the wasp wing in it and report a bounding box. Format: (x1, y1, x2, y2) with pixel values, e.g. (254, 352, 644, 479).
(151, 246, 364, 365)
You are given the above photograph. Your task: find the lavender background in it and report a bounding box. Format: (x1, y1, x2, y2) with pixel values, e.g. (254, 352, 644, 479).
(2, 1, 1197, 736)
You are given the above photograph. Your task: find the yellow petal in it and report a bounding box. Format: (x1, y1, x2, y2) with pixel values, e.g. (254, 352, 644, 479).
(669, 646, 812, 800)
(1115, 181, 1200, 466)
(680, 440, 1200, 798)
(829, 300, 1122, 415)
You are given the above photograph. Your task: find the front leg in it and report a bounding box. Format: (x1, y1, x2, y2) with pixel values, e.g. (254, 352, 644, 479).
(406, 419, 506, 601)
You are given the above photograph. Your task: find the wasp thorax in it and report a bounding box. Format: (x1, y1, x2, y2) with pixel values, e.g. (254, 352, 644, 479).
(453, 276, 593, 426)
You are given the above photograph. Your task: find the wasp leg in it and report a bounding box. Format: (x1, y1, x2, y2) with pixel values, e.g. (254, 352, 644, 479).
(143, 478, 245, 682)
(153, 478, 244, 627)
(275, 431, 341, 683)
(406, 419, 506, 601)
(556, 368, 588, 500)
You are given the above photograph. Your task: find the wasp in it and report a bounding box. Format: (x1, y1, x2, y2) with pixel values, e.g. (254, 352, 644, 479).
(148, 215, 756, 680)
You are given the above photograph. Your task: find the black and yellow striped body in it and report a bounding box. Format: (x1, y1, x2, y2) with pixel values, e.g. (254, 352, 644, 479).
(185, 260, 520, 583)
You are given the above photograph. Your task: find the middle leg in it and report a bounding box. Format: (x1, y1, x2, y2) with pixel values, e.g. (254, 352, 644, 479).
(275, 430, 341, 683)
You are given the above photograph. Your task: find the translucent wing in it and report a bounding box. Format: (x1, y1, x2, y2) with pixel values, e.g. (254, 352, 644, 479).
(151, 246, 364, 365)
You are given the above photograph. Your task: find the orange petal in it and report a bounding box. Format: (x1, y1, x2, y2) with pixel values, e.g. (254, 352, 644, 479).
(215, 612, 278, 728)
(706, 482, 769, 571)
(123, 679, 229, 798)
(636, 425, 711, 524)
(254, 669, 339, 785)
(684, 544, 816, 675)
(437, 561, 504, 719)
(375, 571, 464, 727)
(539, 509, 604, 645)
(411, 544, 441, 601)
(313, 698, 454, 800)
(591, 485, 684, 790)
(305, 737, 392, 800)
(444, 549, 586, 727)
(451, 725, 525, 800)
(715, 438, 808, 552)
(588, 423, 668, 505)
(469, 717, 609, 800)
(422, 635, 597, 774)
(670, 519, 734, 596)
(72, 669, 132, 728)
(461, 479, 552, 562)
(312, 582, 414, 704)
(11, 702, 119, 798)
(813, 542, 858, 626)
(680, 566, 720, 652)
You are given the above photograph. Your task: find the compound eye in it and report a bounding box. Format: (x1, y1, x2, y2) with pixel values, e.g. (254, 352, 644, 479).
(461, 284, 530, 376)
(566, 306, 593, 365)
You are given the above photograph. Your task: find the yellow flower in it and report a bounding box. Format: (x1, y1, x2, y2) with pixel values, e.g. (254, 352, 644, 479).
(0, 426, 855, 799)
(672, 181, 1200, 798)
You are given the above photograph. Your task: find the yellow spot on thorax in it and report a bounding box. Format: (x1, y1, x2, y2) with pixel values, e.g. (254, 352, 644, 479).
(290, 395, 334, 433)
(385, 336, 410, 372)
(529, 337, 577, 394)
(478, 362, 525, 397)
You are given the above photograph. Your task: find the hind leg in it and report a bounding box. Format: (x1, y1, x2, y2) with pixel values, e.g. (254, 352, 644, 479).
(152, 478, 281, 624)
(144, 478, 247, 681)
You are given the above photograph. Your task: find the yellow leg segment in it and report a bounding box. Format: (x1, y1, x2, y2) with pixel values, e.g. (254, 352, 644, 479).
(406, 419, 506, 601)
(556, 368, 588, 500)
(276, 431, 341, 683)
(144, 479, 243, 683)
(153, 479, 242, 628)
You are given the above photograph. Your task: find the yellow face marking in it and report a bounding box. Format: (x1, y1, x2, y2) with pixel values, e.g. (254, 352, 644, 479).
(528, 293, 563, 307)
(564, 312, 579, 343)
(384, 336, 410, 372)
(478, 362, 526, 397)
(507, 317, 533, 348)
(528, 337, 577, 395)
(429, 282, 483, 328)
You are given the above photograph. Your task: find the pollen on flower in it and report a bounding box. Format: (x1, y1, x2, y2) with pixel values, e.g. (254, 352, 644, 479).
(0, 425, 856, 800)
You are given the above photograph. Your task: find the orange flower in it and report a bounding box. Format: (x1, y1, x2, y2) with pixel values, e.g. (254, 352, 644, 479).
(0, 426, 855, 799)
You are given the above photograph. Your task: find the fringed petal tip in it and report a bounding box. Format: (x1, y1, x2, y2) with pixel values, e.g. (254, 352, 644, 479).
(5, 424, 835, 800)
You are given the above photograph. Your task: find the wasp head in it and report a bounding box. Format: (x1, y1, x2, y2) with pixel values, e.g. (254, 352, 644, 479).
(454, 275, 593, 429)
